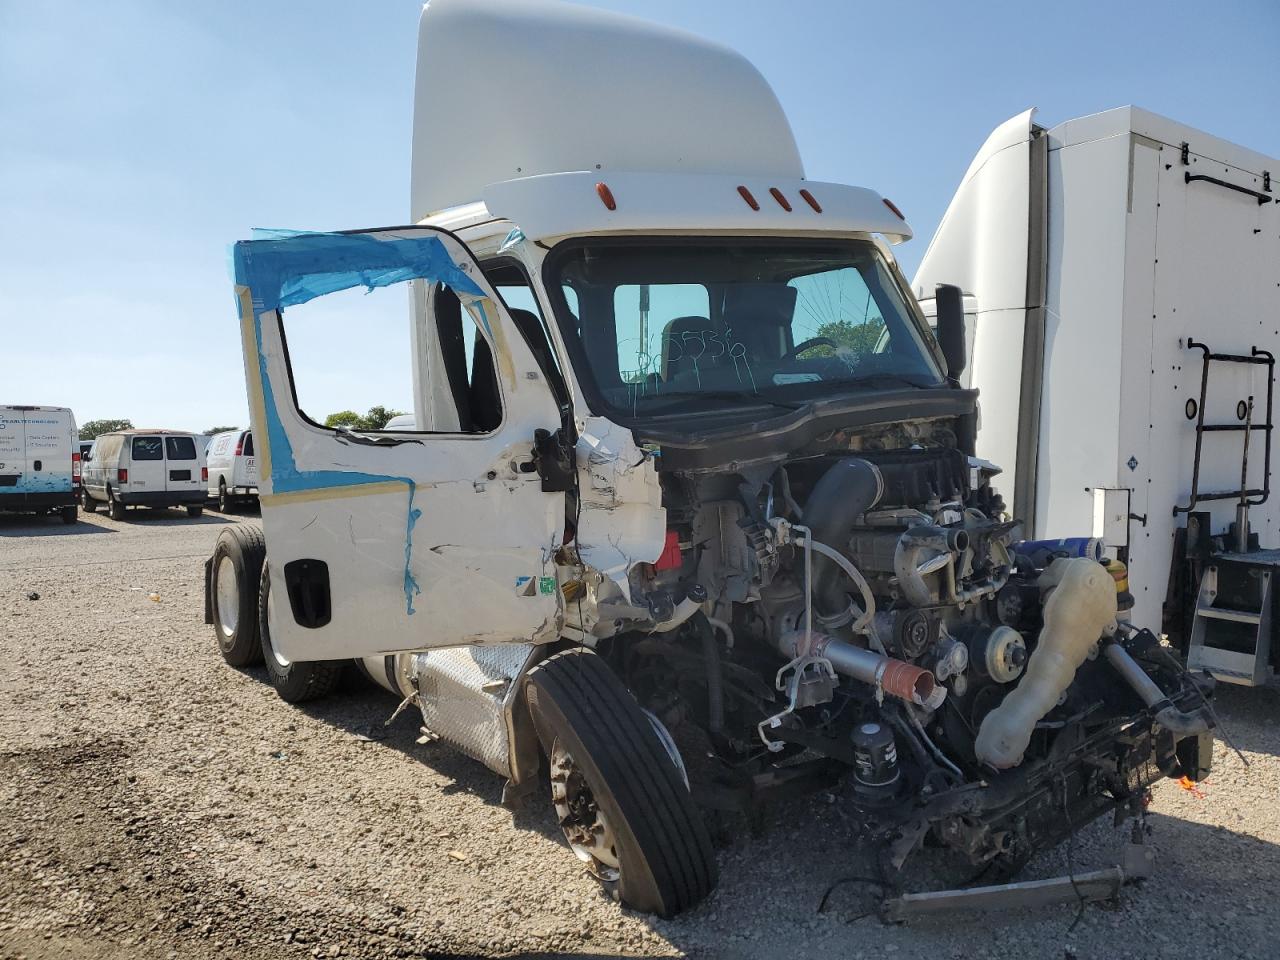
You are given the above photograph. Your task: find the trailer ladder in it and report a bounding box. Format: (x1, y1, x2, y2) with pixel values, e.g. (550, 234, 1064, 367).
(1173, 339, 1274, 516)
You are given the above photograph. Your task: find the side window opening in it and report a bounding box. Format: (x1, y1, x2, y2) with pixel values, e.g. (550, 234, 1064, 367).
(242, 432, 255, 457)
(276, 283, 415, 433)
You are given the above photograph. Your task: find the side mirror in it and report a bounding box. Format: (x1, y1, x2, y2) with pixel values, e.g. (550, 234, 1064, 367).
(935, 283, 966, 382)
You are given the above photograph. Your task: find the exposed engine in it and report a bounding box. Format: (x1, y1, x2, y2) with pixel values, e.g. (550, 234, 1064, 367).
(591, 433, 1216, 874)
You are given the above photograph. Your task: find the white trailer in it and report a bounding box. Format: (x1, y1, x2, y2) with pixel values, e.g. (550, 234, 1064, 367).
(914, 107, 1278, 684)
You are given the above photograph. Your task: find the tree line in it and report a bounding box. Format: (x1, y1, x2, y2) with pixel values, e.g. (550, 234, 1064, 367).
(78, 406, 405, 440)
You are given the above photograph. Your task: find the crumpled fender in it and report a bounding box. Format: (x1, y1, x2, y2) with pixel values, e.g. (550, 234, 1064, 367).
(573, 417, 665, 601)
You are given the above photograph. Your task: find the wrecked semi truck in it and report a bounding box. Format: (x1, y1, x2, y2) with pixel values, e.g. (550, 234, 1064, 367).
(205, 0, 1216, 917)
(913, 108, 1279, 688)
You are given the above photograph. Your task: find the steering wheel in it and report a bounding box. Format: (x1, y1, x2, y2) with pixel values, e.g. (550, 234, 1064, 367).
(782, 336, 837, 361)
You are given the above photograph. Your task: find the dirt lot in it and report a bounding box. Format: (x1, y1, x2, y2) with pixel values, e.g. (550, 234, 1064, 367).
(1, 508, 1277, 960)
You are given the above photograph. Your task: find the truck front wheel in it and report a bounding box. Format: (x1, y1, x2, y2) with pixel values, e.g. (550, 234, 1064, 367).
(258, 562, 343, 703)
(524, 648, 718, 917)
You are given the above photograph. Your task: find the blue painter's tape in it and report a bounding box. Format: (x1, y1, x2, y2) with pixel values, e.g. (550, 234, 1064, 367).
(233, 230, 483, 313)
(233, 228, 490, 615)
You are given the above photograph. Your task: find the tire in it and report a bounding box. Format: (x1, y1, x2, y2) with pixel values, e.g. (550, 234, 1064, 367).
(187, 504, 204, 518)
(218, 480, 232, 514)
(60, 504, 77, 525)
(210, 525, 266, 667)
(81, 488, 98, 513)
(107, 488, 125, 520)
(524, 648, 718, 917)
(259, 562, 343, 702)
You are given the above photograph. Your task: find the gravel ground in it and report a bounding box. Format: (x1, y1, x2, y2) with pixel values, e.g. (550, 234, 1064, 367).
(1, 508, 1277, 960)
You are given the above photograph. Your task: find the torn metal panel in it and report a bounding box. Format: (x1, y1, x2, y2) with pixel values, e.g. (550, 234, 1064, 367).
(574, 416, 665, 601)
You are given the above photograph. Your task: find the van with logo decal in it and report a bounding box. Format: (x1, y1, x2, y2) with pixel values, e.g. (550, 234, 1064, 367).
(205, 429, 259, 512)
(0, 405, 80, 523)
(81, 429, 207, 519)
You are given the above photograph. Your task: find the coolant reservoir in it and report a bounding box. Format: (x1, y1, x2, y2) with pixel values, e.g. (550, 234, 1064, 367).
(974, 557, 1117, 768)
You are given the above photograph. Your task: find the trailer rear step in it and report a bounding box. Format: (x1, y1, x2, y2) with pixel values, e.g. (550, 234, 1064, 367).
(1187, 561, 1275, 686)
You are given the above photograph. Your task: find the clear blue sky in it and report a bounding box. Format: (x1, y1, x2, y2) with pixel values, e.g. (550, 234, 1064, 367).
(3, 0, 1276, 431)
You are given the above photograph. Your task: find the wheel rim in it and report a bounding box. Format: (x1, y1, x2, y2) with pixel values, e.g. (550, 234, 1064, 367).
(550, 739, 620, 883)
(263, 577, 290, 668)
(215, 555, 239, 637)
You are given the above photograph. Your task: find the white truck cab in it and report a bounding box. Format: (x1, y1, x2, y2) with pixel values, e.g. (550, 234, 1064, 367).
(205, 429, 258, 512)
(205, 0, 1217, 918)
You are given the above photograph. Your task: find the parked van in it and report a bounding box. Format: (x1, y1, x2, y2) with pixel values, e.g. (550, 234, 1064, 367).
(205, 429, 258, 511)
(0, 405, 79, 523)
(82, 429, 207, 519)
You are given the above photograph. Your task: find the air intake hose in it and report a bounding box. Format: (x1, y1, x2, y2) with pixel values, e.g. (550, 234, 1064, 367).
(802, 458, 883, 625)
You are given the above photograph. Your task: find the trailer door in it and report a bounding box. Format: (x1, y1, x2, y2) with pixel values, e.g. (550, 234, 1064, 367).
(233, 227, 567, 663)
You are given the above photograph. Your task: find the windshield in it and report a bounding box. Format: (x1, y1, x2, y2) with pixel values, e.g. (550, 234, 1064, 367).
(546, 239, 943, 420)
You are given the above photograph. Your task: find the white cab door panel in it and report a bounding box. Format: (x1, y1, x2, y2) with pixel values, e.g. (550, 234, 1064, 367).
(233, 227, 567, 662)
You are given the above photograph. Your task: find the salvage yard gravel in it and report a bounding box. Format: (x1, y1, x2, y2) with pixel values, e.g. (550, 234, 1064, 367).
(1, 511, 1277, 959)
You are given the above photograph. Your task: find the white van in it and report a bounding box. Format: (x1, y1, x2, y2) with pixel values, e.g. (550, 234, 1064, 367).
(82, 429, 207, 519)
(0, 404, 80, 524)
(205, 429, 258, 511)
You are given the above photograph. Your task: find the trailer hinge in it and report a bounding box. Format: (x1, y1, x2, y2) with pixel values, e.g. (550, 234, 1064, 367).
(1180, 141, 1190, 166)
(1264, 171, 1272, 194)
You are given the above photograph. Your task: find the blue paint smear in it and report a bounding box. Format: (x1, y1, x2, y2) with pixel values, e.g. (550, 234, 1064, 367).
(233, 229, 487, 616)
(0, 472, 74, 495)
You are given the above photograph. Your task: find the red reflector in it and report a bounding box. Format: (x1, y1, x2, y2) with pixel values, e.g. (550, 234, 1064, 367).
(882, 197, 906, 220)
(201, 466, 209, 482)
(769, 187, 792, 212)
(799, 188, 822, 213)
(737, 185, 760, 210)
(117, 468, 128, 483)
(595, 181, 617, 211)
(233, 436, 244, 456)
(655, 530, 682, 571)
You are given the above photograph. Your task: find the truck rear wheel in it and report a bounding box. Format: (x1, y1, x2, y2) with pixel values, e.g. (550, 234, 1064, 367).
(218, 479, 232, 514)
(524, 648, 718, 917)
(106, 488, 125, 520)
(80, 488, 97, 513)
(210, 525, 266, 667)
(60, 504, 77, 524)
(258, 562, 343, 702)
(187, 504, 204, 518)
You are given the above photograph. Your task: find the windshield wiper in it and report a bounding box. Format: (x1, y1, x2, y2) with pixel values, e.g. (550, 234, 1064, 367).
(638, 390, 809, 414)
(839, 372, 938, 389)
